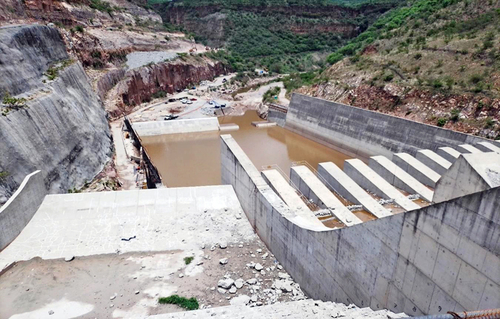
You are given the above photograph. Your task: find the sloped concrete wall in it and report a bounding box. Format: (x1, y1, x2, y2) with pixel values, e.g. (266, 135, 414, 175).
(268, 109, 286, 127)
(221, 135, 500, 316)
(0, 25, 112, 203)
(285, 94, 488, 159)
(0, 171, 45, 250)
(133, 118, 220, 137)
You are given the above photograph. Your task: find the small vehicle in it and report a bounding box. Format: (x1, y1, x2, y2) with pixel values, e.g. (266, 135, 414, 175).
(168, 98, 176, 102)
(164, 115, 179, 121)
(181, 99, 187, 104)
(192, 86, 196, 90)
(220, 104, 226, 108)
(222, 78, 227, 83)
(190, 98, 197, 101)
(187, 100, 193, 104)
(208, 100, 214, 105)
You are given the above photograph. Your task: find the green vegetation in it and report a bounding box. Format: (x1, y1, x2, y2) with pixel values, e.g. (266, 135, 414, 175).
(183, 256, 194, 265)
(262, 86, 281, 103)
(164, 0, 401, 73)
(436, 118, 447, 127)
(283, 70, 328, 91)
(45, 59, 75, 81)
(326, 0, 464, 64)
(90, 0, 115, 14)
(158, 295, 199, 310)
(2, 92, 27, 109)
(0, 171, 9, 181)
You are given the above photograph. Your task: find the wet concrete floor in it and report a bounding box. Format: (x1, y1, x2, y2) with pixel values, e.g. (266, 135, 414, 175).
(141, 111, 352, 187)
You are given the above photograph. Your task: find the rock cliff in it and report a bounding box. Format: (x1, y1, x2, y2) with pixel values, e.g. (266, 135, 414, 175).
(116, 58, 229, 107)
(0, 25, 112, 204)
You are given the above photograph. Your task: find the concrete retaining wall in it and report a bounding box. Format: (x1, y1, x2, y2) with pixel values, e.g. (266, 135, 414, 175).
(0, 171, 46, 250)
(268, 109, 286, 127)
(132, 118, 220, 137)
(221, 134, 500, 316)
(285, 94, 488, 159)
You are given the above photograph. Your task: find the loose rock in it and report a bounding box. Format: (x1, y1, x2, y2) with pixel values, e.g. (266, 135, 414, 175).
(219, 258, 228, 265)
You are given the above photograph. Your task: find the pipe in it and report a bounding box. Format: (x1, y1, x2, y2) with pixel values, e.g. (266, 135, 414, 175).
(412, 309, 500, 319)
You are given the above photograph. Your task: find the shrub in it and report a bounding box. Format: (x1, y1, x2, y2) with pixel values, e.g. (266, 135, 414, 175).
(2, 92, 27, 109)
(158, 295, 199, 310)
(74, 25, 84, 33)
(90, 0, 113, 14)
(437, 118, 447, 127)
(484, 117, 494, 128)
(383, 73, 394, 82)
(469, 74, 483, 84)
(262, 86, 281, 103)
(183, 256, 194, 265)
(327, 52, 343, 65)
(450, 108, 460, 122)
(0, 171, 9, 181)
(414, 53, 422, 60)
(432, 79, 443, 89)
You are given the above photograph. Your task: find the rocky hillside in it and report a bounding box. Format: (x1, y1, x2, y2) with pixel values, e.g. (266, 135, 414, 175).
(0, 25, 112, 204)
(297, 0, 500, 140)
(155, 0, 401, 72)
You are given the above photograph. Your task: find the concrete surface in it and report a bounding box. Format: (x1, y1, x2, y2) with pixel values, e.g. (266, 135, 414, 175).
(261, 169, 323, 228)
(344, 159, 421, 211)
(0, 185, 254, 271)
(476, 141, 500, 153)
(369, 156, 434, 202)
(437, 147, 461, 163)
(393, 153, 441, 188)
(219, 123, 239, 131)
(251, 121, 276, 128)
(221, 134, 500, 315)
(0, 171, 45, 250)
(285, 94, 489, 160)
(317, 162, 391, 218)
(268, 109, 287, 127)
(415, 150, 452, 175)
(290, 166, 362, 226)
(434, 152, 500, 202)
(132, 118, 220, 137)
(456, 144, 483, 154)
(148, 299, 406, 318)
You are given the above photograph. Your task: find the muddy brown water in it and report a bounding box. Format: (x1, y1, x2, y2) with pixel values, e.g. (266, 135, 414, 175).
(141, 111, 352, 188)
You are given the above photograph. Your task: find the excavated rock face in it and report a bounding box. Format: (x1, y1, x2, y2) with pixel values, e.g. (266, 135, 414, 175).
(116, 59, 229, 106)
(0, 25, 111, 203)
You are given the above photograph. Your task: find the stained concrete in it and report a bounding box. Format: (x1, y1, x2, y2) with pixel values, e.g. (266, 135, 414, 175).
(0, 185, 254, 271)
(369, 156, 434, 202)
(132, 118, 220, 137)
(261, 169, 324, 228)
(221, 134, 500, 315)
(456, 144, 482, 154)
(415, 150, 451, 175)
(290, 166, 362, 226)
(437, 147, 461, 163)
(434, 152, 500, 202)
(285, 94, 489, 160)
(344, 159, 421, 211)
(317, 162, 391, 218)
(0, 171, 45, 250)
(476, 142, 500, 153)
(393, 153, 441, 188)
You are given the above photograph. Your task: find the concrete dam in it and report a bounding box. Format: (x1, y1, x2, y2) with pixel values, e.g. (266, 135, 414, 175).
(1, 25, 500, 319)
